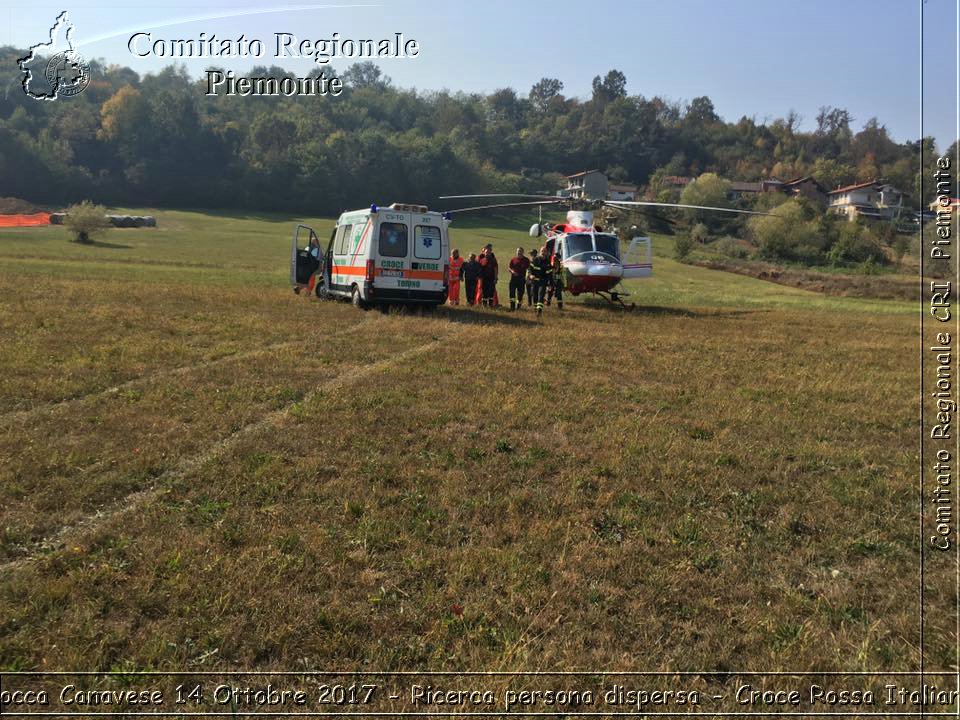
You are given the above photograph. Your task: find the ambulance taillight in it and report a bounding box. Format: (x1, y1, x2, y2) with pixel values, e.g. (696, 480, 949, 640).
(443, 262, 450, 289)
(365, 259, 375, 283)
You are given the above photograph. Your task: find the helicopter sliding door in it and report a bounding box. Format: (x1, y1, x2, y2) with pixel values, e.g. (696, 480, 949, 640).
(622, 236, 653, 279)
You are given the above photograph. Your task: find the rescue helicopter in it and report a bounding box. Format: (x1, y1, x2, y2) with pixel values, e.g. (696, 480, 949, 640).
(438, 193, 769, 307)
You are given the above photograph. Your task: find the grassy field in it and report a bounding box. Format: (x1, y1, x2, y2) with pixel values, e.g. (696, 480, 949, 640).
(0, 208, 936, 707)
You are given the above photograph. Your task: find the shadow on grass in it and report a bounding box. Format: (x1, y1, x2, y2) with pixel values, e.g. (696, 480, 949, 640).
(74, 239, 134, 249)
(578, 300, 760, 319)
(388, 304, 537, 327)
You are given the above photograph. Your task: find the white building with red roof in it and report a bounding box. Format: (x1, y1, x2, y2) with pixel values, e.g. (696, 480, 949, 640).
(827, 180, 904, 221)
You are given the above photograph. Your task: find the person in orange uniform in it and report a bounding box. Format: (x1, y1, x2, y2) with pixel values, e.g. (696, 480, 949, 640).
(448, 248, 464, 304)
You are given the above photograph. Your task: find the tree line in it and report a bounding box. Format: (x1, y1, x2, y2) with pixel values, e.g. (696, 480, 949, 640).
(0, 52, 947, 217)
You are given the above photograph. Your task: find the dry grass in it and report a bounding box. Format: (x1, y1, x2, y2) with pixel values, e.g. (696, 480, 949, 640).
(0, 210, 934, 713)
(692, 257, 918, 301)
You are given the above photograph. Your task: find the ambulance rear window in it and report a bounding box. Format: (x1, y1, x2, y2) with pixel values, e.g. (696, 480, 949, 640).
(414, 226, 441, 259)
(378, 222, 408, 257)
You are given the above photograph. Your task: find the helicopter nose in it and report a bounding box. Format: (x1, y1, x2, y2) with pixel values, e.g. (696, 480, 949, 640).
(567, 260, 624, 279)
(587, 264, 623, 278)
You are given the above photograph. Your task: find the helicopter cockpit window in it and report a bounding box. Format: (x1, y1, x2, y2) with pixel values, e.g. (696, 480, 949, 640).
(564, 234, 594, 257)
(594, 234, 620, 259)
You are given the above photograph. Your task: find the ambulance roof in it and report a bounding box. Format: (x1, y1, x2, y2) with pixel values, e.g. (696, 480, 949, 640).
(340, 203, 447, 221)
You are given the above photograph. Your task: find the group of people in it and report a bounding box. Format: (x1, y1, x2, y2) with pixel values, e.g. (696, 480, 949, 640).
(448, 244, 499, 308)
(447, 243, 563, 315)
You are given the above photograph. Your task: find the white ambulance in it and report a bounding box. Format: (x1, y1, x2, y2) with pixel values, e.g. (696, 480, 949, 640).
(291, 203, 451, 308)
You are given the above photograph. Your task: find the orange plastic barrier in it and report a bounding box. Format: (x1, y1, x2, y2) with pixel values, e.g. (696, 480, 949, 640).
(0, 213, 51, 227)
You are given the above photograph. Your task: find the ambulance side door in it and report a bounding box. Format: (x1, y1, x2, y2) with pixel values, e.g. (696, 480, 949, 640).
(290, 224, 319, 287)
(330, 222, 352, 292)
(347, 219, 372, 272)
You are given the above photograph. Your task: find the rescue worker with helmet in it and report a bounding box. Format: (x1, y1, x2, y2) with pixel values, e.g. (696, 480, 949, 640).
(546, 248, 564, 310)
(508, 246, 530, 311)
(528, 246, 552, 317)
(447, 248, 464, 304)
(525, 248, 538, 307)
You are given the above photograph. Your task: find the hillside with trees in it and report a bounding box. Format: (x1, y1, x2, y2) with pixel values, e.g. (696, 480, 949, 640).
(0, 52, 948, 222)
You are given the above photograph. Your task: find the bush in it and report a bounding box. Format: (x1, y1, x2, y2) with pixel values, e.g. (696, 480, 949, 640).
(892, 235, 910, 266)
(826, 223, 889, 266)
(748, 199, 825, 263)
(674, 234, 694, 260)
(64, 201, 110, 244)
(715, 236, 749, 259)
(691, 222, 710, 244)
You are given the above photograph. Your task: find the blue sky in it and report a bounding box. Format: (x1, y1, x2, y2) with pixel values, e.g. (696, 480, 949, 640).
(5, 0, 956, 152)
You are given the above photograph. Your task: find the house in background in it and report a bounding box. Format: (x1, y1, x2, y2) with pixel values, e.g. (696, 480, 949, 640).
(827, 180, 905, 221)
(663, 175, 693, 190)
(644, 175, 692, 199)
(565, 170, 608, 200)
(607, 183, 638, 201)
(780, 176, 828, 208)
(727, 181, 763, 200)
(726, 179, 783, 201)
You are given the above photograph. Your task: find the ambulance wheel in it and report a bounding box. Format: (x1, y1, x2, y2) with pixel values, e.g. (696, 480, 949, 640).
(315, 278, 329, 299)
(351, 285, 367, 309)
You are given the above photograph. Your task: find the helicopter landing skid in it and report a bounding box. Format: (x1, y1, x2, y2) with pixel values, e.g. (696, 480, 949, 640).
(595, 289, 635, 310)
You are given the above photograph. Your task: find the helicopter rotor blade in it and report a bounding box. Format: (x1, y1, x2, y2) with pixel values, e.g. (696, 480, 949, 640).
(439, 193, 566, 201)
(441, 200, 562, 214)
(601, 203, 678, 227)
(604, 200, 770, 216)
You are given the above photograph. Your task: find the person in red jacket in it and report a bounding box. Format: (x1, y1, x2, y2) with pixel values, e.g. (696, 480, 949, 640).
(508, 246, 530, 310)
(477, 244, 499, 307)
(447, 248, 464, 304)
